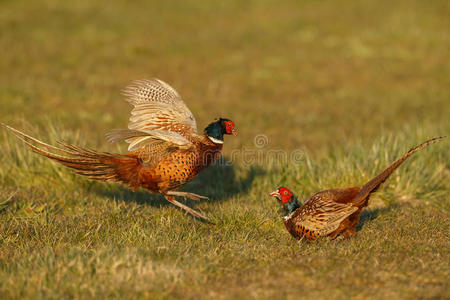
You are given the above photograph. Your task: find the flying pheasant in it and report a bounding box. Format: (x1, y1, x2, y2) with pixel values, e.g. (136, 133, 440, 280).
(4, 78, 237, 220)
(269, 137, 445, 240)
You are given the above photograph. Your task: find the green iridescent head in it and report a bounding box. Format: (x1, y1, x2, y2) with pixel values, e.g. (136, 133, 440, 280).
(204, 118, 236, 144)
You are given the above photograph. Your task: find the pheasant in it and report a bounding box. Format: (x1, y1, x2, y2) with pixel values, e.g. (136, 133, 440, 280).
(4, 78, 236, 220)
(269, 137, 445, 240)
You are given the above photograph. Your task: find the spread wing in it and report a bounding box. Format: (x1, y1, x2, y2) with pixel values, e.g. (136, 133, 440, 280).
(107, 78, 199, 152)
(294, 194, 358, 237)
(123, 78, 197, 134)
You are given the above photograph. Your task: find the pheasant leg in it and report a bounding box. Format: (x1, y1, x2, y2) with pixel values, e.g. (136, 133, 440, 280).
(164, 195, 209, 220)
(166, 191, 209, 201)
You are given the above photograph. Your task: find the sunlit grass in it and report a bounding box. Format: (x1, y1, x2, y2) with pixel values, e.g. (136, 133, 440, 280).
(0, 0, 449, 299)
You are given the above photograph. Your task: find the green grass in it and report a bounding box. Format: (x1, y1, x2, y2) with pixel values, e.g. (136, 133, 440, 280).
(1, 0, 449, 299)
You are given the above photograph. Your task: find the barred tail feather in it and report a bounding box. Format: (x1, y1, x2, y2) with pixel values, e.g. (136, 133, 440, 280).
(352, 136, 446, 207)
(3, 124, 141, 189)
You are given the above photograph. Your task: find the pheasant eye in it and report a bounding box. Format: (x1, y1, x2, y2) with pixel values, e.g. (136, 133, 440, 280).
(284, 191, 288, 195)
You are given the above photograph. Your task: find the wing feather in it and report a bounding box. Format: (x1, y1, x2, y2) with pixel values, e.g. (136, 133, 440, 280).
(107, 78, 199, 157)
(295, 196, 358, 236)
(122, 79, 197, 134)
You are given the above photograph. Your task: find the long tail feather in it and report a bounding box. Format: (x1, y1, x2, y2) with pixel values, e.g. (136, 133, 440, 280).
(4, 124, 80, 156)
(352, 136, 446, 207)
(3, 124, 141, 188)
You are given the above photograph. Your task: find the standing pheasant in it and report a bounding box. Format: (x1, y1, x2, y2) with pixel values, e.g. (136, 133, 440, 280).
(4, 78, 236, 220)
(269, 137, 445, 240)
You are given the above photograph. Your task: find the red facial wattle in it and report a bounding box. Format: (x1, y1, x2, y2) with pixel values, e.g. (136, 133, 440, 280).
(225, 121, 236, 135)
(279, 187, 292, 203)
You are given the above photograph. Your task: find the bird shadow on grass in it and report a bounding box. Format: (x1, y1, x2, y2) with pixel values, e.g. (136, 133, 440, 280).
(90, 157, 265, 211)
(356, 205, 395, 231)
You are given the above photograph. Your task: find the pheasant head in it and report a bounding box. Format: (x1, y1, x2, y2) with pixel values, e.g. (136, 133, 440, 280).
(204, 118, 237, 144)
(269, 187, 301, 215)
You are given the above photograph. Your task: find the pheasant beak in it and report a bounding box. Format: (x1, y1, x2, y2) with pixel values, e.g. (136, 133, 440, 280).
(269, 189, 280, 199)
(231, 128, 237, 136)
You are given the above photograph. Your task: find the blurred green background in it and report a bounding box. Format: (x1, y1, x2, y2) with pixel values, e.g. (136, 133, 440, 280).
(0, 0, 449, 299)
(2, 0, 448, 151)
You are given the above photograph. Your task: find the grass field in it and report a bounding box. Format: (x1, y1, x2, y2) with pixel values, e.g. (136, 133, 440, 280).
(1, 0, 449, 299)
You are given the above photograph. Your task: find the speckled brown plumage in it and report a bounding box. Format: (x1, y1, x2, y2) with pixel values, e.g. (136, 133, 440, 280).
(270, 137, 445, 241)
(127, 135, 223, 193)
(4, 78, 236, 220)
